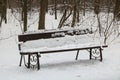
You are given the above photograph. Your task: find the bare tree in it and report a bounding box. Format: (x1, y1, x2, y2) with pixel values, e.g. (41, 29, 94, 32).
(114, 0, 120, 20)
(83, 0, 86, 16)
(94, 0, 101, 36)
(58, 5, 72, 28)
(76, 0, 80, 22)
(71, 0, 77, 27)
(38, 0, 47, 29)
(103, 0, 118, 44)
(23, 0, 28, 32)
(54, 0, 57, 19)
(0, 0, 7, 28)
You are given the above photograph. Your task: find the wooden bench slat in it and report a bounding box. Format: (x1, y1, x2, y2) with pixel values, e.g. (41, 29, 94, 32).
(40, 46, 105, 54)
(20, 45, 107, 54)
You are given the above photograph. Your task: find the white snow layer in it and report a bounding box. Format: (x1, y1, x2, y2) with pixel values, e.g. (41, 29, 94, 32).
(0, 9, 120, 80)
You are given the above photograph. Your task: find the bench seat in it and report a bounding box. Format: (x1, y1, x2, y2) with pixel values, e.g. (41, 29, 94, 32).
(19, 45, 107, 70)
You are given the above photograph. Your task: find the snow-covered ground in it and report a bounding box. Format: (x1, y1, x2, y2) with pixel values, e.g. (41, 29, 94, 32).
(0, 9, 120, 80)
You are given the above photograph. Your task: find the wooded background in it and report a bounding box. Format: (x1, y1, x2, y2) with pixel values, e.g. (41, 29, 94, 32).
(0, 0, 120, 33)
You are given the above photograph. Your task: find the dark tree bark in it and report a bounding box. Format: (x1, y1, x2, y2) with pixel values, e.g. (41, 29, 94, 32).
(0, 0, 7, 27)
(46, 0, 48, 12)
(54, 0, 57, 19)
(83, 0, 86, 16)
(23, 0, 28, 32)
(38, 0, 47, 29)
(58, 9, 67, 28)
(97, 14, 101, 36)
(19, 0, 24, 21)
(71, 0, 77, 27)
(114, 0, 120, 20)
(94, 0, 101, 36)
(58, 6, 72, 28)
(94, 0, 100, 14)
(3, 0, 7, 24)
(76, 0, 80, 22)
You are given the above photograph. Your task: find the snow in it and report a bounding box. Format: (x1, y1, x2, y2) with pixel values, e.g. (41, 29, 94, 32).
(0, 9, 120, 80)
(20, 34, 102, 53)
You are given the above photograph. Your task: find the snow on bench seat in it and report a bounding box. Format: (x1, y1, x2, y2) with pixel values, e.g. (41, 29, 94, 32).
(20, 43, 104, 53)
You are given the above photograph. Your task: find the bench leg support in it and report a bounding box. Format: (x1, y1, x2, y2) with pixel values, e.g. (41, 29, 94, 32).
(37, 53, 40, 70)
(75, 50, 79, 60)
(19, 55, 23, 66)
(90, 49, 92, 60)
(27, 54, 31, 68)
(100, 48, 103, 61)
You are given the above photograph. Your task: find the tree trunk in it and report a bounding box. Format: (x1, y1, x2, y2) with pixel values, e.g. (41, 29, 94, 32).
(38, 0, 47, 29)
(20, 0, 24, 21)
(3, 0, 7, 23)
(94, 0, 100, 14)
(58, 9, 67, 28)
(114, 0, 120, 20)
(0, 0, 7, 27)
(71, 0, 77, 27)
(46, 0, 48, 12)
(23, 0, 27, 32)
(94, 0, 101, 36)
(76, 0, 80, 22)
(58, 6, 72, 28)
(83, 0, 86, 16)
(54, 0, 57, 19)
(97, 14, 101, 36)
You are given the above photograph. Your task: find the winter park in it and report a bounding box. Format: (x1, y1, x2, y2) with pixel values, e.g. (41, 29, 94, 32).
(0, 0, 120, 80)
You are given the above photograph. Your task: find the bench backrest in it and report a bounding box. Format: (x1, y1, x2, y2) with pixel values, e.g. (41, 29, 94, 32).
(18, 33, 52, 42)
(18, 30, 67, 42)
(18, 28, 93, 42)
(18, 29, 107, 53)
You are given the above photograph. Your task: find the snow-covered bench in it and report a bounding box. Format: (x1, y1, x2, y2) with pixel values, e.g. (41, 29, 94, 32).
(18, 29, 107, 70)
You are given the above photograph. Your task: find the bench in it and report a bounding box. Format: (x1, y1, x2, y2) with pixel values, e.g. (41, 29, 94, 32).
(18, 29, 107, 70)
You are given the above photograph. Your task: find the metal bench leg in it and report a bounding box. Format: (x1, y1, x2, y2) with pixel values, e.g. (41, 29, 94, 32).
(90, 49, 92, 60)
(27, 54, 31, 68)
(75, 50, 79, 60)
(19, 55, 23, 66)
(37, 53, 40, 70)
(100, 48, 103, 61)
